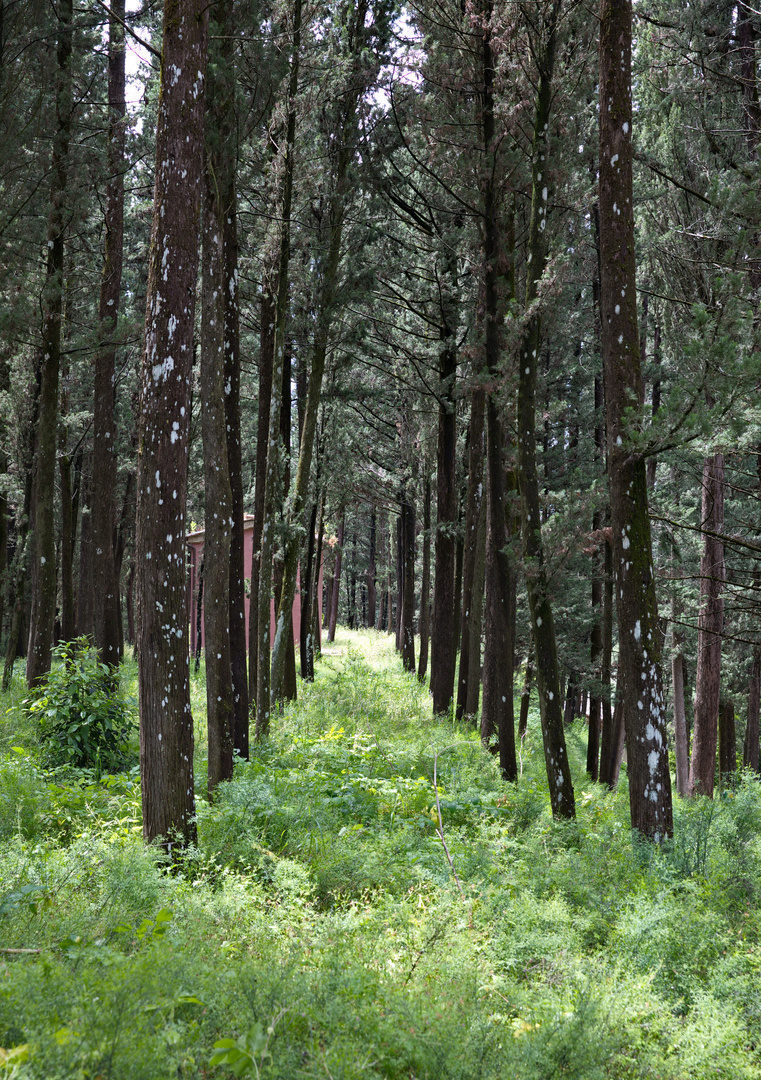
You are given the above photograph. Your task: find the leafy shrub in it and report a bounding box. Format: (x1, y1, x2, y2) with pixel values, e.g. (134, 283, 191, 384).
(23, 638, 136, 772)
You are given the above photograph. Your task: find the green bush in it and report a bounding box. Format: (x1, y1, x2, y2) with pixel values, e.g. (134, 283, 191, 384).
(23, 638, 136, 772)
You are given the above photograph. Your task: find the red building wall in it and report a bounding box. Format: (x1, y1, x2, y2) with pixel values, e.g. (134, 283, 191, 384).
(186, 516, 322, 655)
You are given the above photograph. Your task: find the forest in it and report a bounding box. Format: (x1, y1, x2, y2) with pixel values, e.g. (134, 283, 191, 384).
(2, 0, 761, 1073)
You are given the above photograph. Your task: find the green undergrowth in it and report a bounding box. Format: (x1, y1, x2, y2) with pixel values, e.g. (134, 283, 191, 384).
(1, 629, 760, 1078)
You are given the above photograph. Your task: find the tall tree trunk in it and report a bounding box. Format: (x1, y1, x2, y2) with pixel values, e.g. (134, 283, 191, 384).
(456, 386, 485, 721)
(465, 479, 487, 720)
(367, 504, 377, 629)
(125, 561, 135, 646)
(311, 495, 324, 656)
(248, 291, 275, 705)
(744, 646, 760, 772)
(672, 644, 689, 794)
(3, 452, 35, 690)
(417, 473, 431, 682)
(76, 466, 93, 637)
(718, 697, 736, 787)
(597, 535, 618, 787)
(688, 452, 725, 797)
(479, 9, 516, 780)
(201, 25, 236, 789)
(328, 514, 344, 643)
(645, 318, 661, 491)
(386, 514, 394, 635)
(92, 0, 125, 669)
(430, 308, 457, 714)
(27, 0, 73, 685)
(300, 497, 319, 681)
(515, 0, 574, 817)
(587, 371, 605, 781)
(278, 341, 297, 700)
(599, 0, 672, 837)
(519, 658, 533, 739)
(670, 468, 690, 795)
(269, 138, 353, 700)
(401, 484, 415, 673)
(59, 446, 75, 642)
(194, 554, 204, 673)
(136, 0, 208, 847)
(255, 0, 302, 737)
(218, 17, 248, 759)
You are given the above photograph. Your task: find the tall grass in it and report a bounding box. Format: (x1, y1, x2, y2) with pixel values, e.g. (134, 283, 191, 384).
(0, 629, 760, 1078)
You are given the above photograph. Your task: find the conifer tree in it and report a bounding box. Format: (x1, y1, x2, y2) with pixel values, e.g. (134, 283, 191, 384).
(599, 0, 672, 839)
(136, 0, 208, 847)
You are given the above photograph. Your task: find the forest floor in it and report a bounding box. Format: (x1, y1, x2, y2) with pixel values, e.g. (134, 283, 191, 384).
(1, 629, 761, 1079)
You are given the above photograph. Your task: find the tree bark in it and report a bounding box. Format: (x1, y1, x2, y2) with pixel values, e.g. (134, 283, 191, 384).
(278, 341, 297, 700)
(465, 482, 487, 720)
(58, 444, 75, 642)
(417, 473, 431, 682)
(248, 290, 274, 705)
(672, 646, 690, 794)
(430, 313, 457, 713)
(92, 0, 125, 669)
(367, 505, 377, 630)
(328, 515, 343, 644)
(718, 697, 736, 787)
(519, 658, 533, 739)
(201, 107, 234, 792)
(27, 0, 73, 685)
(456, 386, 485, 721)
(76, 467, 93, 637)
(588, 369, 605, 782)
(599, 0, 672, 838)
(744, 646, 760, 772)
(400, 484, 415, 673)
(688, 452, 725, 797)
(136, 0, 208, 848)
(479, 8, 516, 781)
(300, 496, 319, 681)
(515, 0, 574, 818)
(218, 11, 248, 759)
(255, 0, 301, 737)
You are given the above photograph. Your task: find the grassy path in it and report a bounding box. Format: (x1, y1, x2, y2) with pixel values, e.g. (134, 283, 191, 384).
(1, 630, 760, 1077)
